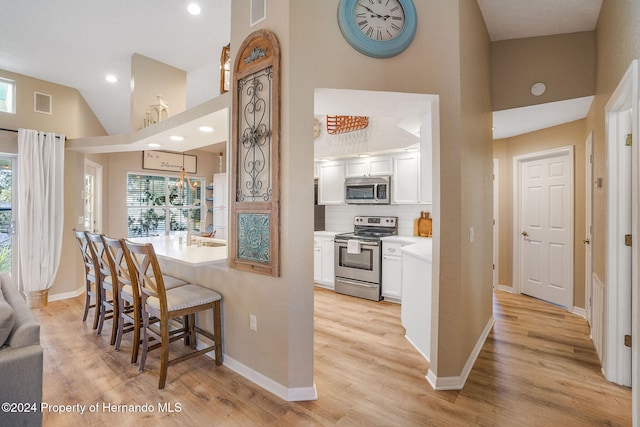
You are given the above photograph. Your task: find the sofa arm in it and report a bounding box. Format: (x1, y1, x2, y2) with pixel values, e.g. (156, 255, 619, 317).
(0, 344, 43, 426)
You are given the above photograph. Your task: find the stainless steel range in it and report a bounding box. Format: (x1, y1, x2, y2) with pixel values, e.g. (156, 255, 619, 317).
(334, 216, 398, 301)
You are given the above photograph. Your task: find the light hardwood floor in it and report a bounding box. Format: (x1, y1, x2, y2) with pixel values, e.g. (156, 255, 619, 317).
(34, 287, 631, 426)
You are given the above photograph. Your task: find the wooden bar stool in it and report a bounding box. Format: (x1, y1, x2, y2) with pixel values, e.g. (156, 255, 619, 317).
(123, 239, 223, 389)
(73, 229, 100, 330)
(102, 235, 189, 363)
(102, 235, 140, 362)
(86, 232, 117, 345)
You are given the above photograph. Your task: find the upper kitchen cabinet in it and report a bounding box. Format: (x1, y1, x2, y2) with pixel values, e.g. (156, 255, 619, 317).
(419, 109, 437, 205)
(345, 155, 393, 177)
(318, 160, 345, 205)
(313, 89, 439, 206)
(392, 152, 420, 204)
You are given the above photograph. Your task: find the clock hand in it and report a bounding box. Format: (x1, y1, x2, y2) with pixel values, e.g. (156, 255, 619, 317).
(357, 4, 383, 18)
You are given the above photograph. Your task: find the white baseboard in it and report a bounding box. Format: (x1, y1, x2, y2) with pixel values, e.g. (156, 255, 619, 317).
(313, 282, 334, 291)
(572, 306, 586, 318)
(50, 286, 317, 402)
(48, 286, 85, 302)
(223, 354, 318, 402)
(494, 284, 514, 293)
(426, 315, 495, 390)
(404, 335, 429, 362)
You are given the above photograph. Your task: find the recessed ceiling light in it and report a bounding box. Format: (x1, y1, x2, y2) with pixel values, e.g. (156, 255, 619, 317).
(148, 143, 161, 148)
(105, 75, 118, 83)
(187, 3, 201, 15)
(358, 154, 370, 158)
(170, 135, 184, 141)
(198, 126, 214, 133)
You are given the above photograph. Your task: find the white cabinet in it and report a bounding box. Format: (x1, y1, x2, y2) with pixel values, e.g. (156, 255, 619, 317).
(316, 152, 426, 205)
(382, 241, 403, 303)
(392, 152, 420, 204)
(314, 232, 335, 289)
(321, 237, 335, 287)
(401, 243, 433, 362)
(318, 161, 345, 205)
(420, 113, 434, 204)
(345, 155, 393, 177)
(314, 237, 322, 282)
(212, 173, 228, 241)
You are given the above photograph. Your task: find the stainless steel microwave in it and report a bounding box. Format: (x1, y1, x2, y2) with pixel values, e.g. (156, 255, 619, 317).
(345, 176, 390, 204)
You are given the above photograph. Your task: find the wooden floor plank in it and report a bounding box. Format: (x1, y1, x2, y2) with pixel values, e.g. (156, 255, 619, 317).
(31, 287, 631, 426)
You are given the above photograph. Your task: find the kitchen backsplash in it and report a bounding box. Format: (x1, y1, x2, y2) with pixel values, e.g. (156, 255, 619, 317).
(325, 204, 433, 236)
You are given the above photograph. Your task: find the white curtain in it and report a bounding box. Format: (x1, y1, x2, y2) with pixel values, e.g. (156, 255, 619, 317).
(17, 129, 65, 294)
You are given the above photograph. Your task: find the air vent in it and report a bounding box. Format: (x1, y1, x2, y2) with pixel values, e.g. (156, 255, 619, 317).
(250, 0, 266, 26)
(34, 92, 52, 115)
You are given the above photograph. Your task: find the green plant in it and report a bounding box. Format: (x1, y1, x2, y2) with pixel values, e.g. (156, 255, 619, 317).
(0, 245, 12, 272)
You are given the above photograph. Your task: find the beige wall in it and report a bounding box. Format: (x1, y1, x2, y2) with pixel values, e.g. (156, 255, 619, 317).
(288, 0, 492, 382)
(130, 54, 187, 134)
(0, 69, 106, 138)
(105, 149, 218, 238)
(1, 0, 494, 391)
(493, 119, 587, 308)
(0, 70, 107, 298)
(492, 32, 595, 111)
(457, 0, 494, 374)
(588, 0, 640, 282)
(163, 0, 494, 389)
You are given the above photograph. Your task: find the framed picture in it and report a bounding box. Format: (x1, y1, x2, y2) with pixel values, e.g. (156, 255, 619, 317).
(220, 44, 231, 94)
(142, 150, 197, 174)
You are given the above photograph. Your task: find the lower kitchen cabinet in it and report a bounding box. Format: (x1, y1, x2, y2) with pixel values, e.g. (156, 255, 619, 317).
(382, 241, 403, 303)
(314, 238, 322, 282)
(314, 232, 335, 289)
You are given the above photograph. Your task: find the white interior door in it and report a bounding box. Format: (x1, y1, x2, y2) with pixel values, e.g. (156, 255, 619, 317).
(518, 149, 574, 309)
(84, 160, 102, 233)
(604, 59, 637, 395)
(585, 132, 594, 324)
(493, 158, 499, 288)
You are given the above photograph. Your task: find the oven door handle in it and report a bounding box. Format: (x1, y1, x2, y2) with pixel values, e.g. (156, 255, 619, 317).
(334, 239, 379, 247)
(336, 278, 378, 288)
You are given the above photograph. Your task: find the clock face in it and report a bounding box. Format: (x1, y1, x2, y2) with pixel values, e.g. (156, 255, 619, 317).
(355, 0, 405, 41)
(338, 0, 417, 59)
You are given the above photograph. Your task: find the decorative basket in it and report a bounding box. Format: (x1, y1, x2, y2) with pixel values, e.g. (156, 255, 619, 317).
(326, 115, 369, 134)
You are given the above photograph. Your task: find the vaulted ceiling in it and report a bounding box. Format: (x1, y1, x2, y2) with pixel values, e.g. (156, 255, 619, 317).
(0, 1, 602, 141)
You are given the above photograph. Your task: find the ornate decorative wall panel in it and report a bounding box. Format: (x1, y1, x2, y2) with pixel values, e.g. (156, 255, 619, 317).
(229, 30, 280, 276)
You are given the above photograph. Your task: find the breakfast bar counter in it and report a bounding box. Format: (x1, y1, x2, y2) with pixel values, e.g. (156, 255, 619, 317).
(128, 235, 227, 268)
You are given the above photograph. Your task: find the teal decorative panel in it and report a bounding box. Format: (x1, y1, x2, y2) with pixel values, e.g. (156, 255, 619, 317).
(237, 213, 270, 263)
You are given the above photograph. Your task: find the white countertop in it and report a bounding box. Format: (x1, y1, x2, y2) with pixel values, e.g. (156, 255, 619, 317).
(400, 239, 433, 263)
(381, 235, 433, 263)
(381, 235, 428, 245)
(314, 230, 348, 238)
(128, 235, 228, 267)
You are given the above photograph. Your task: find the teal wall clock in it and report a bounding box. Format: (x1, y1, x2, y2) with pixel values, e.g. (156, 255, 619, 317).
(338, 0, 417, 59)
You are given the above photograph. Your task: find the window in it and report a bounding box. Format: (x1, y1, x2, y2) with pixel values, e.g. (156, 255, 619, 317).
(126, 173, 204, 238)
(0, 78, 16, 114)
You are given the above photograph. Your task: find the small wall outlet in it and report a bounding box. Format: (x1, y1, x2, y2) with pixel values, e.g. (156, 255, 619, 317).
(77, 216, 84, 226)
(469, 226, 475, 242)
(250, 314, 257, 331)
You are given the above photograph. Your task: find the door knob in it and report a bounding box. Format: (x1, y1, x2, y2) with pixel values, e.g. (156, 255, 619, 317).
(521, 231, 528, 237)
(583, 239, 591, 244)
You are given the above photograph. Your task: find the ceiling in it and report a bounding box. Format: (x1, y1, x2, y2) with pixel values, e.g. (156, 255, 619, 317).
(477, 0, 603, 41)
(0, 0, 231, 138)
(0, 1, 602, 147)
